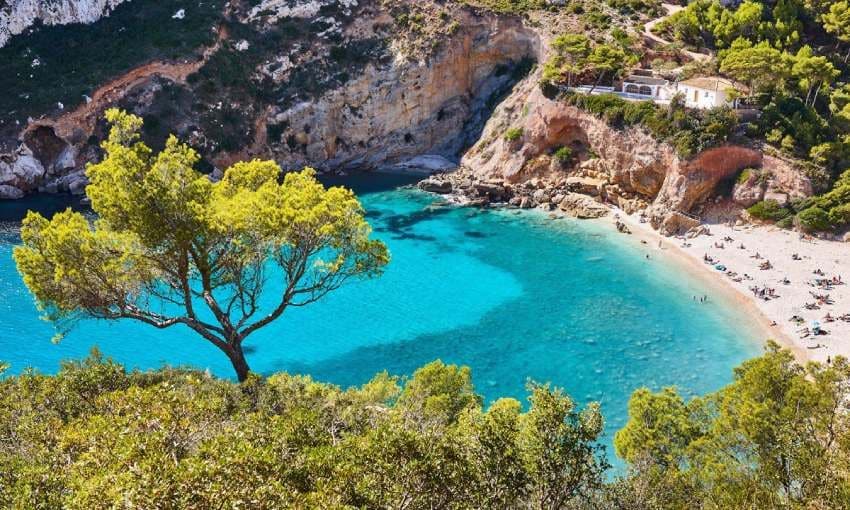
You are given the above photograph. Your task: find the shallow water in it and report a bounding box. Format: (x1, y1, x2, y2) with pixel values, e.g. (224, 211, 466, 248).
(0, 174, 761, 455)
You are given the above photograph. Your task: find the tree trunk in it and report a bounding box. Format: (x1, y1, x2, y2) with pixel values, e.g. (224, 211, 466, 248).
(225, 343, 251, 382)
(587, 71, 605, 94)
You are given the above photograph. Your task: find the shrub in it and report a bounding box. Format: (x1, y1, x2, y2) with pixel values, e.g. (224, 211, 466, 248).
(553, 146, 574, 165)
(797, 206, 831, 231)
(504, 127, 524, 142)
(776, 216, 794, 229)
(747, 199, 791, 222)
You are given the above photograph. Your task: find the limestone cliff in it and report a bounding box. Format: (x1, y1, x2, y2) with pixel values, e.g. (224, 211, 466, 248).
(0, 0, 816, 232)
(445, 67, 813, 233)
(0, 0, 543, 197)
(0, 0, 127, 48)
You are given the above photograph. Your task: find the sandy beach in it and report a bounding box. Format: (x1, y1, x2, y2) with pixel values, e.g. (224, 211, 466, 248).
(613, 211, 850, 363)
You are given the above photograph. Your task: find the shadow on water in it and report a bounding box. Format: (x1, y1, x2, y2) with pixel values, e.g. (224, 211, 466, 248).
(318, 171, 421, 195)
(0, 194, 90, 243)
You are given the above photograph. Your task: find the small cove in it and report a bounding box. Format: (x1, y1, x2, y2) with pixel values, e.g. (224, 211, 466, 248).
(0, 173, 762, 454)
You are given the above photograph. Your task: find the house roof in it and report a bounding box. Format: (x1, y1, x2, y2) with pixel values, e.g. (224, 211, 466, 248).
(679, 76, 748, 93)
(623, 74, 669, 86)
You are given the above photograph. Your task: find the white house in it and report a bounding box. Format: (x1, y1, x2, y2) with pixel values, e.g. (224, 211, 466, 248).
(676, 76, 745, 109)
(573, 73, 749, 110)
(620, 74, 674, 101)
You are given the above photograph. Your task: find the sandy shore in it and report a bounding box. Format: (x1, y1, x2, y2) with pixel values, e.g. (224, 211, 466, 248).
(612, 211, 850, 363)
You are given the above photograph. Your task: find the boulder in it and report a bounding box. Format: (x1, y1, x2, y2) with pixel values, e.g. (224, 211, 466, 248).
(532, 188, 550, 203)
(0, 184, 24, 199)
(474, 182, 507, 201)
(565, 176, 604, 196)
(558, 193, 609, 219)
(418, 178, 452, 194)
(686, 224, 711, 238)
(763, 191, 789, 206)
(52, 145, 77, 173)
(6, 154, 45, 190)
(731, 171, 766, 207)
(657, 211, 701, 236)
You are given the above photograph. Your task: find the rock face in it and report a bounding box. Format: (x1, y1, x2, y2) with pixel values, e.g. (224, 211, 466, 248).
(649, 145, 763, 214)
(462, 78, 673, 198)
(732, 169, 767, 207)
(0, 0, 127, 48)
(0, 0, 541, 198)
(451, 66, 812, 233)
(266, 11, 539, 171)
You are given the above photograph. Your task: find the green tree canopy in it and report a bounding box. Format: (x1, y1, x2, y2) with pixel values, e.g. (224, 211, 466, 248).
(822, 1, 850, 61)
(0, 355, 608, 509)
(792, 45, 839, 106)
(615, 342, 850, 508)
(719, 40, 792, 95)
(14, 109, 389, 381)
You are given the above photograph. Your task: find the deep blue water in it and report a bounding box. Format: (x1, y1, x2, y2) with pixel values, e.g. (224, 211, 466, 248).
(0, 174, 761, 454)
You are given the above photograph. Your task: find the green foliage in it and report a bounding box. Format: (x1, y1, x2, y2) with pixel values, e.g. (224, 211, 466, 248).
(566, 93, 737, 158)
(607, 0, 662, 16)
(0, 0, 226, 132)
(719, 41, 792, 94)
(797, 205, 831, 231)
(13, 110, 389, 382)
(459, 0, 550, 14)
(614, 342, 850, 509)
(0, 354, 607, 508)
(786, 168, 850, 231)
(504, 127, 524, 141)
(541, 34, 636, 92)
(747, 199, 792, 221)
(553, 146, 574, 165)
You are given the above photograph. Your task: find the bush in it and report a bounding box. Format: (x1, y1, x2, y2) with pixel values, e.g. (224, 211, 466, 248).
(747, 200, 791, 222)
(797, 206, 831, 231)
(553, 146, 574, 165)
(566, 94, 736, 158)
(504, 127, 524, 142)
(776, 216, 794, 229)
(0, 353, 608, 508)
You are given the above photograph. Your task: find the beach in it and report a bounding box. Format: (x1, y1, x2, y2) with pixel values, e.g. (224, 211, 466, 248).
(614, 211, 850, 363)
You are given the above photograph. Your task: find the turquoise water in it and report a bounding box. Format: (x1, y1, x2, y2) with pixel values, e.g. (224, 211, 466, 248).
(0, 174, 761, 452)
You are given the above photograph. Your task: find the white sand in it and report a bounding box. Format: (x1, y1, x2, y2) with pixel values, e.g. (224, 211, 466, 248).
(612, 211, 850, 363)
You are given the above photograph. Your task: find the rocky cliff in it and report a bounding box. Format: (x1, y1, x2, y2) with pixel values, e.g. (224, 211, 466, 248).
(423, 68, 813, 233)
(0, 0, 126, 48)
(0, 0, 815, 234)
(0, 0, 546, 197)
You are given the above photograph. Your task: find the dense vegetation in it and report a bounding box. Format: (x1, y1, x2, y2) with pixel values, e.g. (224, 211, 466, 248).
(2, 343, 849, 508)
(0, 0, 225, 134)
(649, 0, 850, 231)
(565, 92, 739, 158)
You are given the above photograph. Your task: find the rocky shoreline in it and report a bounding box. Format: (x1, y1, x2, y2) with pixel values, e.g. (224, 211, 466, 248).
(418, 166, 635, 220)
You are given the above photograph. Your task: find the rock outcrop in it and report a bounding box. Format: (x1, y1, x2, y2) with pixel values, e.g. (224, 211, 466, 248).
(0, 0, 542, 198)
(435, 65, 813, 234)
(0, 0, 816, 233)
(0, 0, 127, 48)
(265, 11, 540, 172)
